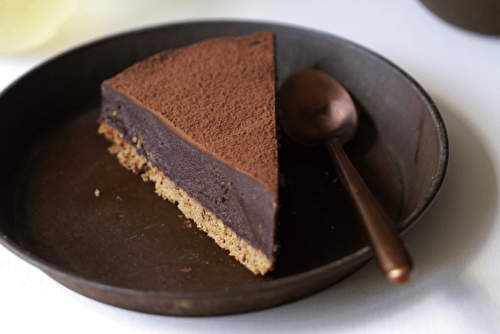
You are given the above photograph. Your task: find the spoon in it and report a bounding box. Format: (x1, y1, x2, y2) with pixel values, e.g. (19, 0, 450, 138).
(277, 68, 414, 284)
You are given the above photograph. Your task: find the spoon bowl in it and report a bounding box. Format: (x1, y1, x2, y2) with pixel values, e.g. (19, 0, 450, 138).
(278, 69, 358, 146)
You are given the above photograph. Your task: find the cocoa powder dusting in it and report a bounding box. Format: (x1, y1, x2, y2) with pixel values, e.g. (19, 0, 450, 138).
(104, 32, 278, 196)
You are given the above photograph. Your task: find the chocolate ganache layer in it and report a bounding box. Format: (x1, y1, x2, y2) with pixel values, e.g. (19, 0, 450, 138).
(98, 32, 278, 275)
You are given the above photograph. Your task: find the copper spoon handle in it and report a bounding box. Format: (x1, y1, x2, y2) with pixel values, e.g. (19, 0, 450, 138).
(327, 139, 413, 284)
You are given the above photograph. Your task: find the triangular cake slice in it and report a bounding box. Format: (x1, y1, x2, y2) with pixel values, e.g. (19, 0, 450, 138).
(98, 32, 278, 275)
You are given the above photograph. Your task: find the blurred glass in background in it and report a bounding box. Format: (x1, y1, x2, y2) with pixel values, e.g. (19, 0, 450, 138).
(0, 0, 78, 54)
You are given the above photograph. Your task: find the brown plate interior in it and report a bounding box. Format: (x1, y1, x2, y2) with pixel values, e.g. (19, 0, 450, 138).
(0, 21, 448, 316)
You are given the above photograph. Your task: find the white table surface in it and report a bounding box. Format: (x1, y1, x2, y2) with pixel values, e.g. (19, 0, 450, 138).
(1, 1, 500, 333)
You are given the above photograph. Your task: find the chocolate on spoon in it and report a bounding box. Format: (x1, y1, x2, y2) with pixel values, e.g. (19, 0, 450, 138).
(278, 69, 414, 284)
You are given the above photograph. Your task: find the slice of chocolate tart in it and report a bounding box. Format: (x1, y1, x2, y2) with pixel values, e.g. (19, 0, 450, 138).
(98, 32, 278, 275)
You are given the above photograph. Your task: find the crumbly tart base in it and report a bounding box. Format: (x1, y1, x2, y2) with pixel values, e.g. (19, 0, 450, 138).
(98, 121, 273, 275)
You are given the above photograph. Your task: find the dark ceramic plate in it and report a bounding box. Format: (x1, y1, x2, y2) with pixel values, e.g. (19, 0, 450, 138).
(0, 21, 448, 316)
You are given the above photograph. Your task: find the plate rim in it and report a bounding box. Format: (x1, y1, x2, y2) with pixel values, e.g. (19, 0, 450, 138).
(0, 19, 449, 314)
